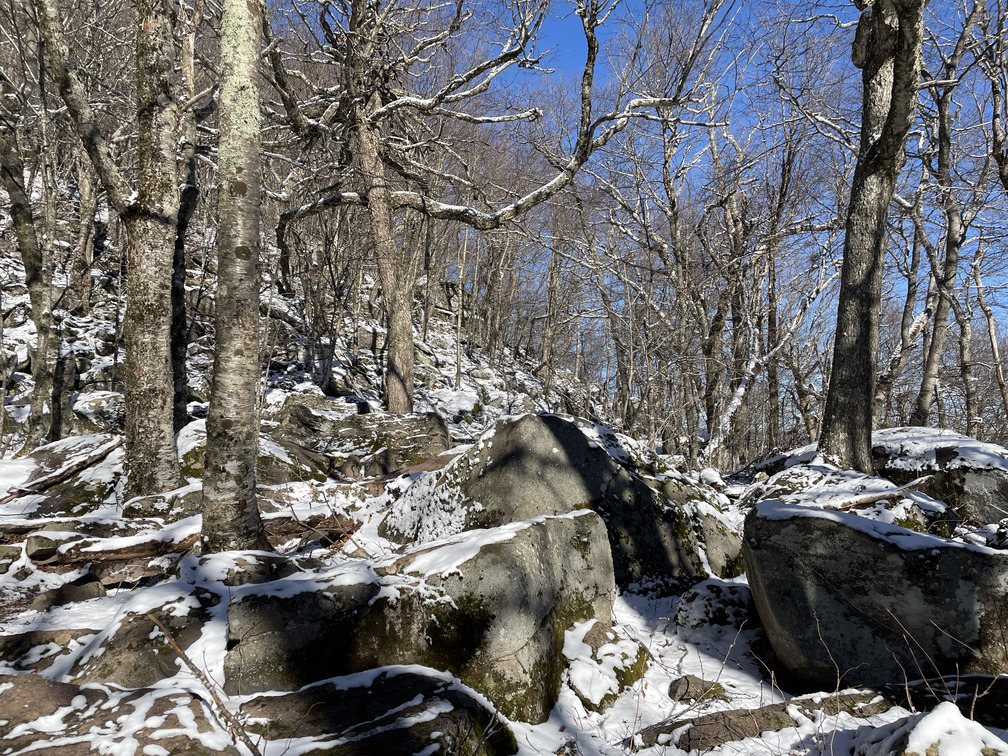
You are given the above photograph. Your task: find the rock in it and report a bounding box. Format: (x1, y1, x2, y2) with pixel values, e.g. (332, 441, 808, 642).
(667, 674, 729, 703)
(563, 620, 649, 712)
(277, 393, 452, 474)
(0, 673, 240, 754)
(239, 669, 517, 755)
(661, 473, 741, 580)
(889, 674, 1008, 729)
(178, 419, 331, 485)
(25, 530, 76, 561)
(224, 511, 615, 723)
(0, 543, 21, 573)
(0, 629, 97, 672)
(744, 499, 1008, 690)
(873, 426, 1008, 525)
(850, 701, 1008, 756)
(687, 502, 744, 578)
(31, 573, 106, 612)
(383, 413, 706, 590)
(71, 391, 124, 434)
(3, 301, 29, 328)
(72, 601, 211, 688)
(14, 434, 122, 517)
(640, 690, 893, 751)
(122, 486, 202, 522)
(673, 579, 758, 636)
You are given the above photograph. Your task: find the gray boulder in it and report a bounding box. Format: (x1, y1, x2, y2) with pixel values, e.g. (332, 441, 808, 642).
(178, 419, 331, 485)
(275, 392, 452, 477)
(224, 511, 615, 722)
(744, 499, 1008, 690)
(873, 426, 1008, 525)
(71, 391, 125, 434)
(238, 669, 517, 755)
(639, 690, 892, 751)
(382, 413, 707, 589)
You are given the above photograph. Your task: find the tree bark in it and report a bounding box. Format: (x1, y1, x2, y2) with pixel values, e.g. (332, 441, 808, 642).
(0, 88, 56, 451)
(125, 0, 185, 496)
(817, 0, 925, 472)
(36, 0, 182, 496)
(201, 0, 269, 552)
(354, 91, 418, 414)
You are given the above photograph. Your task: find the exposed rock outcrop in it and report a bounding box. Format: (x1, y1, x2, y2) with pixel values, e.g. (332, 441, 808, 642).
(239, 669, 517, 755)
(873, 426, 1008, 525)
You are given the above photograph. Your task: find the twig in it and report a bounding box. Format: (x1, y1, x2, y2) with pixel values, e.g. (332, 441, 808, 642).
(146, 612, 264, 756)
(0, 437, 124, 505)
(825, 475, 934, 511)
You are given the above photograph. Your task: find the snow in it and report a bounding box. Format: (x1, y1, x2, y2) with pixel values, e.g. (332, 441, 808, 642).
(875, 426, 1008, 472)
(851, 701, 1008, 755)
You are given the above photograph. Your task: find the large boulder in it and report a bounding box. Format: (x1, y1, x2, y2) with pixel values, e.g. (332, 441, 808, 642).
(275, 392, 452, 477)
(1, 434, 123, 518)
(224, 510, 615, 722)
(382, 413, 708, 589)
(744, 499, 1008, 690)
(178, 419, 331, 485)
(873, 426, 1008, 525)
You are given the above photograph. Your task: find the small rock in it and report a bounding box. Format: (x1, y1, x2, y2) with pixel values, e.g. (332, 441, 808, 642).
(668, 674, 729, 703)
(31, 573, 106, 612)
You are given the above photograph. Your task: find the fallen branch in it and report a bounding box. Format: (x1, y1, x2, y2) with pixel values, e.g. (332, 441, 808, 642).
(0, 437, 124, 506)
(825, 475, 934, 511)
(146, 612, 264, 756)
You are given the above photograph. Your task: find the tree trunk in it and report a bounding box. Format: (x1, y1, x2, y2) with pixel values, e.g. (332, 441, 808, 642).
(976, 261, 1008, 429)
(124, 0, 185, 497)
(355, 94, 416, 414)
(201, 0, 269, 552)
(171, 0, 203, 434)
(912, 79, 966, 427)
(73, 154, 97, 315)
(0, 89, 56, 451)
(874, 222, 925, 420)
(818, 0, 925, 472)
(36, 0, 182, 496)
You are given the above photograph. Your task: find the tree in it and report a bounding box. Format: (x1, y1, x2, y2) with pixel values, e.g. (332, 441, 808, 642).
(35, 0, 183, 496)
(201, 0, 270, 551)
(273, 0, 731, 414)
(0, 76, 57, 450)
(817, 0, 926, 472)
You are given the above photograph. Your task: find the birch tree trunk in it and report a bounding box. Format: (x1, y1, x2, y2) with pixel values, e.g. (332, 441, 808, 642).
(817, 0, 925, 472)
(201, 0, 269, 552)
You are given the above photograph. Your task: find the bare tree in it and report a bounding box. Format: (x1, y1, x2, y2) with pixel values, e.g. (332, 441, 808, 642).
(35, 0, 183, 496)
(817, 0, 926, 472)
(201, 0, 270, 551)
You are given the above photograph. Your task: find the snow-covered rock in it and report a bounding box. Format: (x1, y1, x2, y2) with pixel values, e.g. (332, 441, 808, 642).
(745, 498, 1008, 689)
(873, 426, 1008, 525)
(852, 700, 1008, 755)
(382, 413, 711, 590)
(223, 511, 615, 723)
